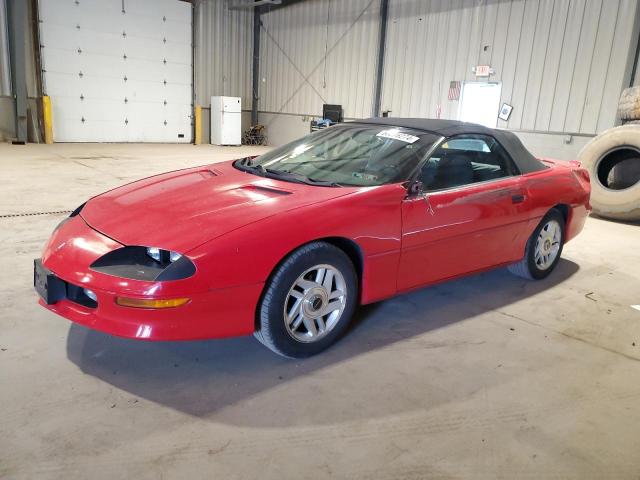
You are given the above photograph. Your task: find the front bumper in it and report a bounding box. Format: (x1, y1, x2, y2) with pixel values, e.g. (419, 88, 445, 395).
(36, 215, 262, 340)
(37, 282, 263, 340)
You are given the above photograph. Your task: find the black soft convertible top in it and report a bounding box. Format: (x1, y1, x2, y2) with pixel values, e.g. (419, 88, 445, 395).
(352, 117, 547, 174)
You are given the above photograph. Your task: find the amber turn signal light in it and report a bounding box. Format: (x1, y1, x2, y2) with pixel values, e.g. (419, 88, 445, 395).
(115, 297, 190, 309)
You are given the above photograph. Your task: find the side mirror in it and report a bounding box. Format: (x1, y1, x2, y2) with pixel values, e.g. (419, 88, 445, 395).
(408, 181, 423, 196)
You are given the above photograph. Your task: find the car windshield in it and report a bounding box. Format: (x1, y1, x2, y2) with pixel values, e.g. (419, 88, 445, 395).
(234, 124, 440, 187)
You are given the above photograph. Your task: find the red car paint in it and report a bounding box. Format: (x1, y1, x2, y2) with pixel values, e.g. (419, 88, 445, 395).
(38, 157, 590, 341)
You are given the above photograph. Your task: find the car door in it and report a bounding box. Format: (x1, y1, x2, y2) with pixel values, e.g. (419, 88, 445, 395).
(397, 134, 531, 291)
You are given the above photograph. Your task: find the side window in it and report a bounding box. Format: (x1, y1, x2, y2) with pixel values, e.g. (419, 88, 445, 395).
(420, 135, 519, 191)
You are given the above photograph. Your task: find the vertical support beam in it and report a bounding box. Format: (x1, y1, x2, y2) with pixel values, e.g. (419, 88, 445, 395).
(7, 0, 27, 143)
(31, 0, 43, 98)
(0, 0, 11, 95)
(191, 1, 197, 143)
(372, 0, 388, 118)
(42, 95, 52, 144)
(251, 6, 260, 126)
(630, 8, 640, 87)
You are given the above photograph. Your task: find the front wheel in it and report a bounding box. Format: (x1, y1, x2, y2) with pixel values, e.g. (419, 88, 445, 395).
(508, 208, 565, 280)
(255, 242, 358, 358)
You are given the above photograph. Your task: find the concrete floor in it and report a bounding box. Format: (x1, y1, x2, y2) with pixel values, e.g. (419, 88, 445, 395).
(1, 143, 640, 479)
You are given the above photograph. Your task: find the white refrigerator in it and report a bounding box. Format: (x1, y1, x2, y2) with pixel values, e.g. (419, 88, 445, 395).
(210, 96, 241, 145)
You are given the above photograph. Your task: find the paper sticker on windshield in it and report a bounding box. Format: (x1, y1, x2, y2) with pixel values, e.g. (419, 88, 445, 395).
(376, 129, 419, 144)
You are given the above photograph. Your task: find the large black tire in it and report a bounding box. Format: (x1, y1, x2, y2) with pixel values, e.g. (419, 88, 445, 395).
(578, 125, 640, 221)
(618, 86, 640, 122)
(508, 209, 565, 280)
(255, 242, 358, 358)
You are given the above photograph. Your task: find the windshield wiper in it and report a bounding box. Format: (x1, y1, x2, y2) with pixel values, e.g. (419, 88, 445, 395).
(272, 169, 342, 187)
(235, 158, 269, 177)
(234, 159, 341, 187)
(236, 159, 285, 179)
(304, 177, 343, 187)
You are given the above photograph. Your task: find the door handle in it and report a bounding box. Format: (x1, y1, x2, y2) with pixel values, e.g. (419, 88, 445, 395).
(511, 194, 525, 204)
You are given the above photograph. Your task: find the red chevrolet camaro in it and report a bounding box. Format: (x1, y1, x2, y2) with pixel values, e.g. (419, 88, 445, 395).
(35, 118, 591, 357)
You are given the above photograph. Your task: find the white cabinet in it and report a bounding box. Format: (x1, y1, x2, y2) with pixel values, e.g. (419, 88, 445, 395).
(210, 96, 241, 145)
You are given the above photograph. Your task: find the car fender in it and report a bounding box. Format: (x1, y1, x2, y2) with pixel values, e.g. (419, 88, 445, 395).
(188, 183, 407, 304)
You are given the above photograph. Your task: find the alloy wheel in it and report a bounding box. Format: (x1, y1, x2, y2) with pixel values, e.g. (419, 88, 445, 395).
(534, 219, 561, 270)
(283, 264, 347, 343)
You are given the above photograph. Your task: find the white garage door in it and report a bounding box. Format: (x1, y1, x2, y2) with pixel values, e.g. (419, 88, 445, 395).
(38, 0, 192, 143)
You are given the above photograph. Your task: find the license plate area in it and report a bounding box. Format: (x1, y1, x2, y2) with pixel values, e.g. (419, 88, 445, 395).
(34, 259, 66, 304)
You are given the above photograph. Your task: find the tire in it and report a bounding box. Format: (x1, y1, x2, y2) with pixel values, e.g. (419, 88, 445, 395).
(254, 242, 358, 358)
(578, 125, 640, 221)
(508, 209, 565, 280)
(617, 86, 640, 121)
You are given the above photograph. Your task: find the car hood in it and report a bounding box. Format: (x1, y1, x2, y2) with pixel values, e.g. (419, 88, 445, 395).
(80, 160, 357, 253)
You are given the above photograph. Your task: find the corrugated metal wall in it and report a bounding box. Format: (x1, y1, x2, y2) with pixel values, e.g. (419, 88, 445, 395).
(4, 0, 640, 143)
(194, 0, 253, 109)
(634, 37, 640, 86)
(0, 0, 11, 96)
(381, 0, 640, 135)
(258, 0, 380, 118)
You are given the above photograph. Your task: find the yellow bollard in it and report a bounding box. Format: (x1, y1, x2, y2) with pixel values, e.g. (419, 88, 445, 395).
(42, 96, 53, 144)
(194, 105, 202, 145)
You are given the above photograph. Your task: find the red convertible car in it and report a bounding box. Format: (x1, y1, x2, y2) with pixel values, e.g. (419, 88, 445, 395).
(35, 119, 591, 357)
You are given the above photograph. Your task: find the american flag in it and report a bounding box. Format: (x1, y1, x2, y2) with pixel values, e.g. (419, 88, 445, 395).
(448, 81, 461, 101)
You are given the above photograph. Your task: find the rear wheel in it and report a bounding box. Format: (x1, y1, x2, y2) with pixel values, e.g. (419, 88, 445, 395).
(508, 209, 565, 280)
(255, 242, 358, 358)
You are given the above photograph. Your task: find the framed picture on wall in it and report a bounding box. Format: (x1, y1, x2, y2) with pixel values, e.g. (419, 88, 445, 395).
(498, 103, 513, 121)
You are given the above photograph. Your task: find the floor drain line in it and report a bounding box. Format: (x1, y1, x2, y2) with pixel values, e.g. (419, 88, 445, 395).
(0, 210, 72, 219)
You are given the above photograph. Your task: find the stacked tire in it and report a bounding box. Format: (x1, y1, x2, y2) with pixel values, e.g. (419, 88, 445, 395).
(578, 87, 640, 221)
(618, 86, 640, 123)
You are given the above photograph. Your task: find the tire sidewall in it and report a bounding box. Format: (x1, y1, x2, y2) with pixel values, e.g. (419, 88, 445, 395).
(527, 210, 565, 280)
(578, 125, 640, 220)
(259, 243, 358, 358)
(618, 86, 640, 121)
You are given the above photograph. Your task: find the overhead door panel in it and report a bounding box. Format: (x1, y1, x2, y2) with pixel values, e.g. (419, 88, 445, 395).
(39, 0, 192, 143)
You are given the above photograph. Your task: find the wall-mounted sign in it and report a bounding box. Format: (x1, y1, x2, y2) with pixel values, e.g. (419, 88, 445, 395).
(473, 65, 492, 77)
(498, 103, 513, 121)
